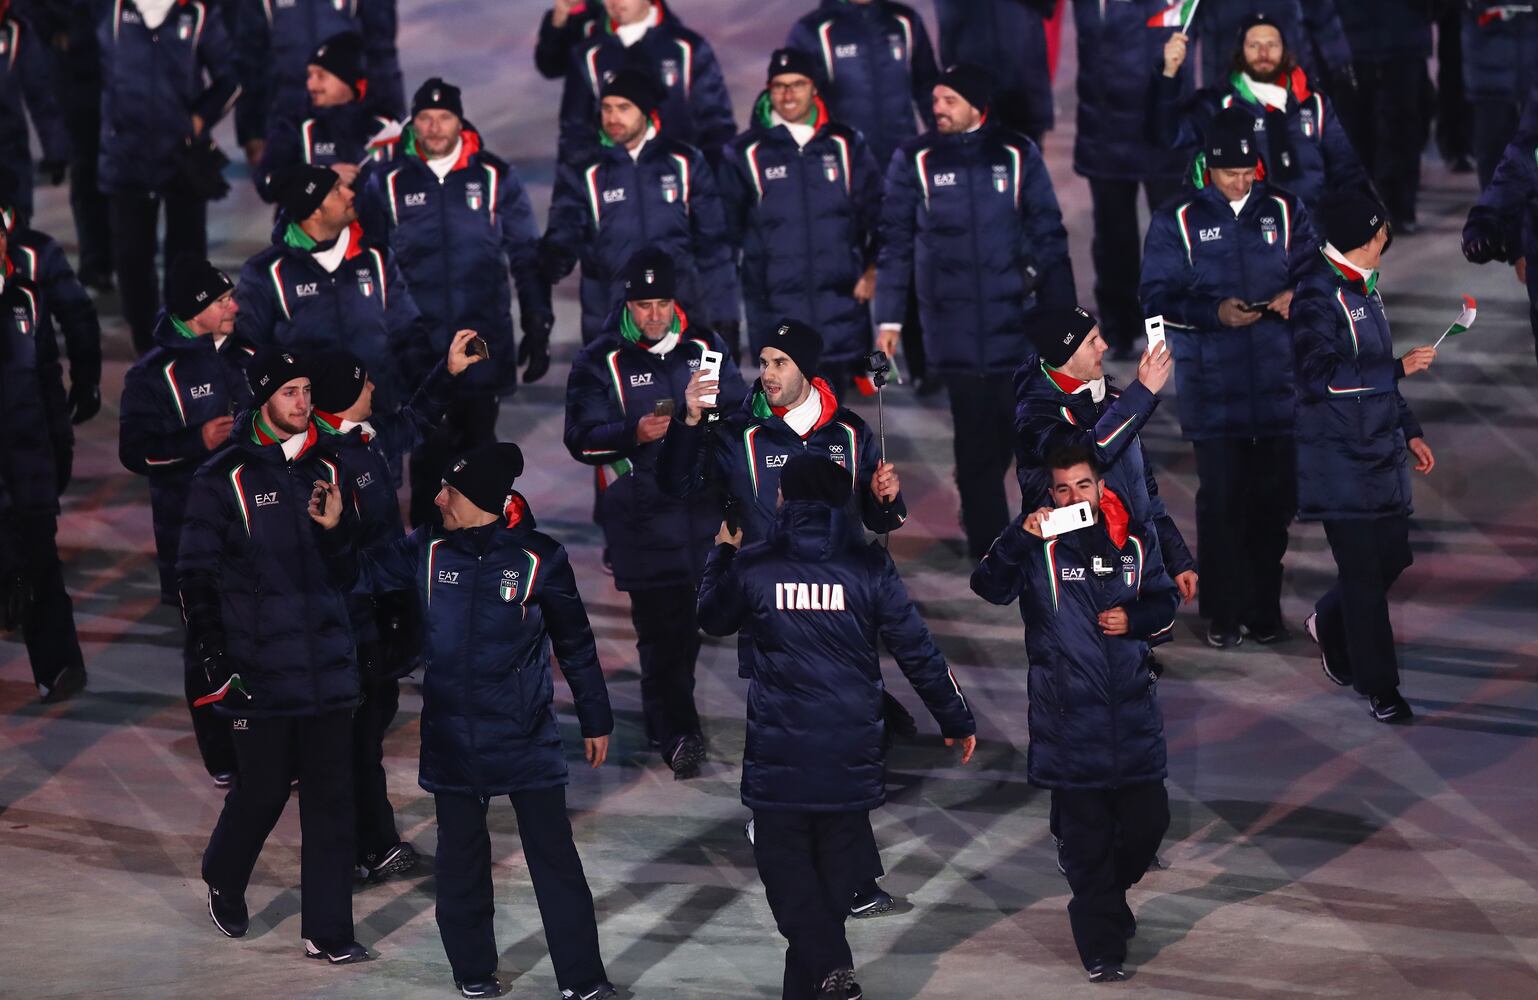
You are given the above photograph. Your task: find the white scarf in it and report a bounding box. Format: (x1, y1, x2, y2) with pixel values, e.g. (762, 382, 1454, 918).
(1229, 191, 1251, 218)
(279, 431, 309, 462)
(628, 124, 657, 162)
(312, 225, 351, 274)
(641, 329, 680, 355)
(781, 386, 822, 437)
(137, 0, 177, 29)
(615, 3, 661, 47)
(1084, 378, 1107, 404)
(1244, 74, 1289, 111)
(772, 110, 816, 148)
(213, 333, 227, 350)
(339, 418, 376, 439)
(427, 138, 462, 182)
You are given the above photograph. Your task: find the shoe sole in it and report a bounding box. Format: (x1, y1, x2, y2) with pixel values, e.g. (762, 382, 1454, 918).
(1204, 633, 1243, 649)
(207, 890, 247, 939)
(1305, 615, 1353, 687)
(456, 986, 502, 999)
(363, 846, 418, 881)
(304, 942, 369, 964)
(1372, 707, 1413, 724)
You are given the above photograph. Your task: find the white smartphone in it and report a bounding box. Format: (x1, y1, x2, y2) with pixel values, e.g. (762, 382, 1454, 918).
(698, 349, 723, 406)
(1144, 315, 1167, 354)
(1040, 501, 1094, 539)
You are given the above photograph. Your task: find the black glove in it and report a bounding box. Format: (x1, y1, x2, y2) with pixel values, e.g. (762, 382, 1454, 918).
(518, 317, 552, 383)
(192, 634, 249, 707)
(1462, 210, 1509, 264)
(374, 590, 423, 679)
(1019, 257, 1042, 300)
(38, 159, 67, 186)
(68, 380, 101, 424)
(536, 235, 576, 286)
(179, 135, 232, 202)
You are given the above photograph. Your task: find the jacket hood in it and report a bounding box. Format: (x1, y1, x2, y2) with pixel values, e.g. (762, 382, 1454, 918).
(152, 309, 214, 351)
(769, 500, 850, 561)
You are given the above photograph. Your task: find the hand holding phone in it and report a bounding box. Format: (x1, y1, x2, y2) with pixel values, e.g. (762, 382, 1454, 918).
(1040, 501, 1094, 539)
(653, 398, 676, 418)
(1144, 315, 1166, 354)
(698, 349, 723, 406)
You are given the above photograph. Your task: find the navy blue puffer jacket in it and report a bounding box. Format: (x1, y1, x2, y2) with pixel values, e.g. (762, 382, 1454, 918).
(719, 95, 882, 365)
(359, 125, 551, 395)
(1150, 68, 1367, 211)
(0, 273, 66, 513)
(0, 6, 69, 218)
(1338, 0, 1432, 61)
(1291, 257, 1423, 521)
(543, 133, 734, 343)
(119, 312, 253, 602)
(11, 226, 102, 399)
(971, 500, 1177, 790)
(557, 1, 734, 168)
(699, 501, 974, 812)
(256, 100, 396, 202)
(1013, 365, 1196, 577)
(564, 307, 745, 592)
(93, 0, 239, 193)
(234, 0, 403, 145)
(875, 123, 1074, 375)
(1140, 179, 1319, 439)
(350, 506, 614, 797)
(1192, 0, 1354, 90)
(785, 0, 938, 169)
(1463, 3, 1538, 105)
(234, 219, 425, 410)
(176, 411, 359, 718)
(1070, 0, 1192, 181)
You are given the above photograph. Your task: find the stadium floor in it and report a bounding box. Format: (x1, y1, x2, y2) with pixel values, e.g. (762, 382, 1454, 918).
(2, 5, 1536, 998)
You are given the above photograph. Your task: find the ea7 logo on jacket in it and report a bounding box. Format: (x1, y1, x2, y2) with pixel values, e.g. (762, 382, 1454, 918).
(835, 43, 858, 58)
(254, 492, 279, 508)
(1198, 227, 1222, 242)
(437, 570, 460, 585)
(295, 283, 319, 297)
(764, 454, 789, 468)
(1349, 307, 1367, 322)
(1060, 567, 1086, 581)
(764, 165, 789, 181)
(355, 471, 375, 490)
(775, 582, 847, 611)
(602, 187, 626, 204)
(189, 384, 214, 399)
(932, 172, 957, 187)
(629, 373, 654, 387)
(404, 192, 427, 207)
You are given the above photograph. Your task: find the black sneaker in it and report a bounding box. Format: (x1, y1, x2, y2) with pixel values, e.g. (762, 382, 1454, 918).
(849, 882, 893, 918)
(664, 734, 706, 780)
(456, 977, 502, 998)
(212, 771, 236, 789)
(359, 841, 419, 882)
(560, 983, 617, 1000)
(1369, 691, 1414, 725)
(1204, 626, 1243, 649)
(846, 985, 863, 1000)
(207, 885, 248, 938)
(39, 665, 86, 704)
(1305, 613, 1351, 687)
(304, 939, 370, 964)
(1054, 835, 1067, 878)
(1087, 962, 1127, 983)
(1243, 622, 1292, 645)
(817, 969, 856, 999)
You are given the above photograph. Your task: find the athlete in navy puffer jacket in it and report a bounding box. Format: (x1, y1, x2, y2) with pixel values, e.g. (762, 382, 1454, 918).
(719, 89, 881, 367)
(544, 123, 733, 345)
(347, 495, 613, 797)
(563, 303, 745, 593)
(1140, 176, 1318, 440)
(1191, 0, 1354, 93)
(1291, 251, 1424, 522)
(700, 499, 974, 812)
(0, 1, 69, 220)
(234, 0, 403, 147)
(876, 121, 1074, 375)
(360, 122, 551, 396)
(257, 100, 395, 203)
(92, 0, 238, 194)
(177, 408, 359, 718)
(785, 0, 938, 169)
(935, 0, 1053, 142)
(557, 0, 734, 168)
(971, 487, 1177, 791)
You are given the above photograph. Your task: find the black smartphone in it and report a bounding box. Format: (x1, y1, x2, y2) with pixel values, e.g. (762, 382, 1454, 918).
(1243, 299, 1272, 313)
(312, 482, 328, 516)
(654, 399, 677, 418)
(467, 335, 490, 359)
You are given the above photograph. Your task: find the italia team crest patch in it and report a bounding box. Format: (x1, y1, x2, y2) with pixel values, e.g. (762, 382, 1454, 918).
(177, 17, 192, 40)
(499, 569, 520, 603)
(661, 59, 680, 88)
(992, 165, 1009, 194)
(1124, 570, 1136, 587)
(466, 182, 484, 211)
(661, 175, 680, 203)
(1261, 216, 1278, 245)
(357, 269, 374, 298)
(13, 307, 30, 335)
(823, 155, 840, 183)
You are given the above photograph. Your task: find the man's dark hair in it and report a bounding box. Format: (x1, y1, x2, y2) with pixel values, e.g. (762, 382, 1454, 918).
(1045, 444, 1102, 479)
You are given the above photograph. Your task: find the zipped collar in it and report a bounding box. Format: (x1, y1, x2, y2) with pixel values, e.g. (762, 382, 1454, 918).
(620, 303, 687, 345)
(282, 219, 365, 262)
(750, 377, 839, 438)
(1322, 243, 1378, 296)
(403, 123, 483, 171)
(250, 413, 320, 461)
(752, 90, 828, 133)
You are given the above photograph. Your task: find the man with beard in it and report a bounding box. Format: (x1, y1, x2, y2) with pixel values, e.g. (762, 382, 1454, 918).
(1153, 13, 1367, 212)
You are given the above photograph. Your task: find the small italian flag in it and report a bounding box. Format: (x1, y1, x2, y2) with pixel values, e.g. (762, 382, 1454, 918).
(1478, 6, 1533, 29)
(1147, 0, 1199, 28)
(193, 674, 248, 708)
(364, 119, 405, 154)
(1433, 295, 1478, 348)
